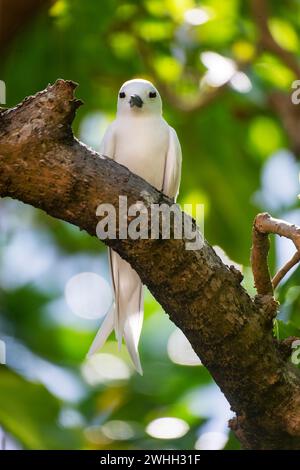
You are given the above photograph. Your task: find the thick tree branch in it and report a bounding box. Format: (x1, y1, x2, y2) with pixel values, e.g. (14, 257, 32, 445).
(1, 80, 300, 449)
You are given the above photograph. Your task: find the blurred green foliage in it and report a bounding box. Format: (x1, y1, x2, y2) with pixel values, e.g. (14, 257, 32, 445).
(1, 0, 300, 450)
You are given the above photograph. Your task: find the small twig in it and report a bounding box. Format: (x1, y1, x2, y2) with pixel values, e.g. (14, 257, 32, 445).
(255, 213, 300, 250)
(252, 213, 300, 294)
(272, 251, 300, 289)
(251, 222, 273, 296)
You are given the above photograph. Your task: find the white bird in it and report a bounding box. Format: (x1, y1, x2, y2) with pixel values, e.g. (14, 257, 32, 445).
(88, 79, 182, 374)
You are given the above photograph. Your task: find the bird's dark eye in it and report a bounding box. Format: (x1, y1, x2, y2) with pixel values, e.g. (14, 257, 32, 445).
(119, 91, 126, 98)
(149, 91, 157, 98)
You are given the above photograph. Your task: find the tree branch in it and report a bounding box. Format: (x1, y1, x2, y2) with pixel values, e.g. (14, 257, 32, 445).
(251, 0, 300, 77)
(254, 213, 300, 250)
(251, 217, 273, 296)
(272, 251, 300, 290)
(268, 91, 300, 157)
(251, 0, 300, 157)
(1, 80, 300, 449)
(253, 212, 300, 293)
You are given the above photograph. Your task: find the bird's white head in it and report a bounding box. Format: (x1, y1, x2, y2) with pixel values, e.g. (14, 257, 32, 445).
(117, 79, 162, 116)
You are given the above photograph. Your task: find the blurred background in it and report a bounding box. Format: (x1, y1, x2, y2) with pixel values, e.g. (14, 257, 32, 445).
(1, 0, 300, 450)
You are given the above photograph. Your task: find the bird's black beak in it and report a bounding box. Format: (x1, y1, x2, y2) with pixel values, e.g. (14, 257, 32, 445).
(129, 94, 143, 108)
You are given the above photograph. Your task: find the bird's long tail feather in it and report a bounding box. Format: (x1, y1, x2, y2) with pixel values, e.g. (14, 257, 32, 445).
(88, 249, 144, 374)
(109, 248, 122, 347)
(123, 285, 144, 374)
(87, 304, 114, 357)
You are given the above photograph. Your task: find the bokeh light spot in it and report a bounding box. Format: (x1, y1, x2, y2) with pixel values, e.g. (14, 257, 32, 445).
(184, 8, 210, 26)
(82, 353, 131, 385)
(195, 431, 228, 450)
(146, 417, 189, 439)
(65, 272, 112, 319)
(101, 420, 135, 441)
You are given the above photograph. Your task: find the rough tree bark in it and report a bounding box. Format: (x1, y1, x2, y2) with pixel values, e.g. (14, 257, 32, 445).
(0, 80, 300, 449)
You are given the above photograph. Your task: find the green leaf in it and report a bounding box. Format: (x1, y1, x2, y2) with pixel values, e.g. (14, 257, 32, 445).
(269, 18, 299, 52)
(254, 53, 296, 90)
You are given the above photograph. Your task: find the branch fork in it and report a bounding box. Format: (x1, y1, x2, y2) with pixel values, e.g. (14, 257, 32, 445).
(252, 212, 300, 295)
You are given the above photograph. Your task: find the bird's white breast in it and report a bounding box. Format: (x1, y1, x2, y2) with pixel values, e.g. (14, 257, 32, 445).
(114, 115, 169, 191)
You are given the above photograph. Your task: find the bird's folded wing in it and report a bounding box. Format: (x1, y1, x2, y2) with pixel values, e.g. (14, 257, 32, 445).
(163, 126, 182, 200)
(99, 122, 116, 157)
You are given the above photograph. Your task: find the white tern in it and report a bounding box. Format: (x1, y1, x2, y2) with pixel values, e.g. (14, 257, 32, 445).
(88, 79, 182, 374)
